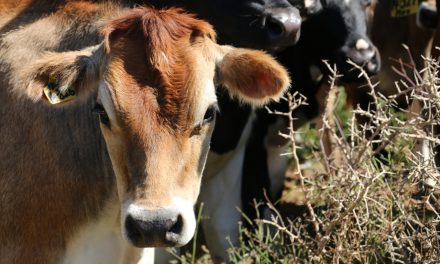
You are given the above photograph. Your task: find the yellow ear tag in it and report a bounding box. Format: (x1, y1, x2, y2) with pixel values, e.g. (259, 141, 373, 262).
(390, 0, 419, 18)
(43, 75, 76, 104)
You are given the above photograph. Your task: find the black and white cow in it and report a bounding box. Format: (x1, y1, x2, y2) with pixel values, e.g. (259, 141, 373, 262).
(241, 0, 381, 244)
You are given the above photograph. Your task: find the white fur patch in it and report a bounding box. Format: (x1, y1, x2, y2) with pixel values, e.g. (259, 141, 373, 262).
(199, 116, 254, 262)
(62, 201, 126, 264)
(355, 38, 370, 50)
(137, 248, 155, 264)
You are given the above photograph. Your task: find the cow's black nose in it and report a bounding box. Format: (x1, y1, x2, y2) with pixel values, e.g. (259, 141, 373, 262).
(345, 38, 381, 75)
(124, 210, 185, 247)
(264, 7, 302, 48)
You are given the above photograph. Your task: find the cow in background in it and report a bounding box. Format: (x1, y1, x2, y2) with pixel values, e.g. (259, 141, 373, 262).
(345, 0, 437, 166)
(146, 0, 302, 51)
(241, 0, 381, 239)
(0, 2, 290, 263)
(367, 0, 435, 107)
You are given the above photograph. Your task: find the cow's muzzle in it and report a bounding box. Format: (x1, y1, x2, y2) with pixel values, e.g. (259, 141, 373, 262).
(123, 201, 196, 247)
(344, 38, 381, 75)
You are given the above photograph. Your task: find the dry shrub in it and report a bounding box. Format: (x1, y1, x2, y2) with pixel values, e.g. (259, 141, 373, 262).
(229, 52, 440, 263)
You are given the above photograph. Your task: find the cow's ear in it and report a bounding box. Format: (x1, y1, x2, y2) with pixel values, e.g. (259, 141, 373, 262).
(25, 44, 105, 105)
(216, 47, 290, 106)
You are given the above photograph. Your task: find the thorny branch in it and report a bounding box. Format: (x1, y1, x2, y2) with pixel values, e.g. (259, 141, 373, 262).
(229, 51, 440, 264)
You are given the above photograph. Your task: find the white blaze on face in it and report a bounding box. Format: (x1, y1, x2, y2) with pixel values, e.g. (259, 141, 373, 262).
(355, 38, 370, 50)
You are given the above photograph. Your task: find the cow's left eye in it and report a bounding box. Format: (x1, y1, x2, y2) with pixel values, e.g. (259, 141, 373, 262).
(191, 104, 218, 136)
(92, 103, 110, 128)
(202, 104, 218, 125)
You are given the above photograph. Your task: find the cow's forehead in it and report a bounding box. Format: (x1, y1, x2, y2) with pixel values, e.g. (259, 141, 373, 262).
(104, 34, 218, 134)
(100, 7, 218, 131)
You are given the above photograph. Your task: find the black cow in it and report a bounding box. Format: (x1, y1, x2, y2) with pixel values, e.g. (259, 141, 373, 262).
(241, 0, 381, 233)
(279, 0, 380, 126)
(146, 0, 302, 51)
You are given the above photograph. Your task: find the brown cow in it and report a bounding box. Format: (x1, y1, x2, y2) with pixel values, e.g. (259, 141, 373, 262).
(0, 2, 290, 263)
(368, 0, 435, 103)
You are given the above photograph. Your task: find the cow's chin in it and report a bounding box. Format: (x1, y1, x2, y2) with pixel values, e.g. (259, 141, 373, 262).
(120, 198, 196, 248)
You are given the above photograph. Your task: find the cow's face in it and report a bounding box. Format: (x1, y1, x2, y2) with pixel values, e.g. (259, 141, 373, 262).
(181, 0, 302, 51)
(302, 0, 380, 78)
(26, 8, 290, 248)
(331, 0, 380, 77)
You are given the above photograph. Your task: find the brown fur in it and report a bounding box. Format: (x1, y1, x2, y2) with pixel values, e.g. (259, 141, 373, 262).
(103, 7, 216, 129)
(0, 3, 214, 263)
(0, 3, 118, 263)
(371, 0, 434, 100)
(0, 2, 289, 263)
(217, 48, 290, 105)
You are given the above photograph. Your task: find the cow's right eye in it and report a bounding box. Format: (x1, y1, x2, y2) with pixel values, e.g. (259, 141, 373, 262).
(92, 103, 110, 127)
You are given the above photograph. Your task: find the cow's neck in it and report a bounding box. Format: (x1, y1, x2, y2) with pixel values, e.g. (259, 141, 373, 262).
(0, 2, 122, 262)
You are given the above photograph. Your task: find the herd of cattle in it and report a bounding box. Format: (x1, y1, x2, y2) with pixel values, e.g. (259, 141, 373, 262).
(0, 0, 439, 263)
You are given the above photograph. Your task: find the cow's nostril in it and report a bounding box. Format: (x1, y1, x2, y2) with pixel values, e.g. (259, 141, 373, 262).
(125, 215, 143, 244)
(166, 214, 184, 243)
(367, 61, 378, 73)
(367, 50, 381, 74)
(261, 7, 301, 48)
(346, 47, 375, 65)
(266, 17, 285, 37)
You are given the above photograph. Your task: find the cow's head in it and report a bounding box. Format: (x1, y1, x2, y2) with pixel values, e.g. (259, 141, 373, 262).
(301, 0, 380, 79)
(168, 0, 302, 51)
(24, 7, 289, 248)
